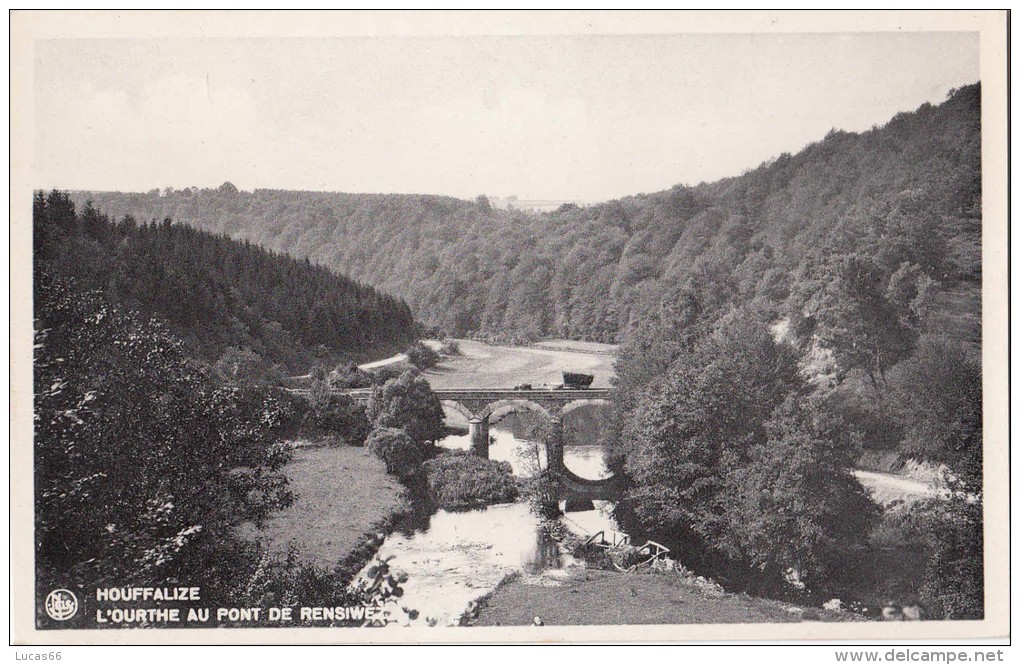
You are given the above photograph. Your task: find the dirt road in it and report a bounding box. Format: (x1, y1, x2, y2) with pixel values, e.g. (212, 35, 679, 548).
(357, 340, 444, 371)
(854, 470, 943, 507)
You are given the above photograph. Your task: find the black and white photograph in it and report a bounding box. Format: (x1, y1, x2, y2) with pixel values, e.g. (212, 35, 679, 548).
(9, 10, 1009, 646)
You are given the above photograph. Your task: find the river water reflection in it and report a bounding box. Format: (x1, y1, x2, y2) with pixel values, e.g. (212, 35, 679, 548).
(439, 427, 614, 479)
(356, 427, 618, 626)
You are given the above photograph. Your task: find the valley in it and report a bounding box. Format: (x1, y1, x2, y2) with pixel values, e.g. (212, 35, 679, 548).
(34, 82, 985, 628)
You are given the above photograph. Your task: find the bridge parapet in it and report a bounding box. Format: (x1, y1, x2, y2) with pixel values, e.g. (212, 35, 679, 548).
(346, 387, 611, 419)
(432, 388, 611, 399)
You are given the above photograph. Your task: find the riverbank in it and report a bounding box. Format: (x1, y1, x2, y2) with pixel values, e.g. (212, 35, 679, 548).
(470, 567, 858, 625)
(463, 510, 861, 626)
(241, 445, 409, 569)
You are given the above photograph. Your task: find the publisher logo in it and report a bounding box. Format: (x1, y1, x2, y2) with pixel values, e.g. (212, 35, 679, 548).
(44, 589, 78, 621)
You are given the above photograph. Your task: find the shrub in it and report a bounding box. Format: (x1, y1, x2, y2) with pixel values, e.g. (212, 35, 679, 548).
(405, 341, 441, 370)
(608, 544, 650, 570)
(367, 370, 444, 444)
(309, 364, 329, 383)
(423, 451, 518, 510)
(369, 365, 406, 385)
(298, 367, 372, 445)
(518, 472, 562, 518)
(440, 339, 461, 356)
(233, 545, 413, 626)
(366, 427, 428, 478)
(327, 361, 373, 390)
(213, 346, 285, 388)
(305, 391, 371, 446)
(916, 493, 984, 619)
(271, 387, 309, 440)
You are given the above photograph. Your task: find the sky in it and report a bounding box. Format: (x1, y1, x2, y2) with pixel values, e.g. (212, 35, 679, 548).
(33, 32, 979, 201)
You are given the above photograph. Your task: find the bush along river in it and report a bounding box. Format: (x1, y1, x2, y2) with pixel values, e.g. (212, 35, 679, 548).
(352, 411, 622, 627)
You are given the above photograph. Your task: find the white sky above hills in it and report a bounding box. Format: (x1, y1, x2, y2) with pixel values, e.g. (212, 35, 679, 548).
(34, 31, 978, 201)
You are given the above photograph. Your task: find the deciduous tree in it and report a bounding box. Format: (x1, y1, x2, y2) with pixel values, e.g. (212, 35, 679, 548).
(34, 276, 294, 596)
(366, 370, 444, 444)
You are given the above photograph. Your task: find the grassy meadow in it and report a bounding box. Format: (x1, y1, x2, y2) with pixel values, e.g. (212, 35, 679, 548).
(243, 445, 409, 569)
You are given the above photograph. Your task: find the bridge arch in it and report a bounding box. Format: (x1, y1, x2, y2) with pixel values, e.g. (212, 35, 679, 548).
(559, 467, 623, 501)
(440, 400, 476, 421)
(478, 399, 554, 423)
(558, 398, 612, 419)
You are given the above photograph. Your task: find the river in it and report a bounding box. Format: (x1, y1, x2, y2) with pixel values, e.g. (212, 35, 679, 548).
(350, 339, 621, 626)
(354, 423, 619, 627)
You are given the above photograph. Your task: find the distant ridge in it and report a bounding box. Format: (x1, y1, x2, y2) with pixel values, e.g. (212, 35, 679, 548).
(67, 83, 980, 348)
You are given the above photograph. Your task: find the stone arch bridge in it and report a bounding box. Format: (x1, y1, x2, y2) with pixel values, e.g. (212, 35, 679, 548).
(348, 387, 622, 499)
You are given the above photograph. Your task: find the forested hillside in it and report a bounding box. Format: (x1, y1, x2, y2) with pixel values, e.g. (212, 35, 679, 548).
(46, 83, 984, 618)
(71, 84, 980, 349)
(34, 192, 416, 371)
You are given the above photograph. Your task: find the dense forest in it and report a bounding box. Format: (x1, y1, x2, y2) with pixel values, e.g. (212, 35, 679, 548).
(71, 84, 979, 350)
(34, 191, 416, 371)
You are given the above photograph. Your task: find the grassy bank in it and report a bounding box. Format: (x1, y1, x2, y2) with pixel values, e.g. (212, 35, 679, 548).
(471, 568, 857, 626)
(242, 445, 409, 569)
